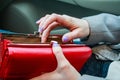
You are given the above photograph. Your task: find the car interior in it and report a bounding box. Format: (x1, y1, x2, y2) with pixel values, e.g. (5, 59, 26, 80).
(0, 0, 120, 79)
(1, 0, 120, 34)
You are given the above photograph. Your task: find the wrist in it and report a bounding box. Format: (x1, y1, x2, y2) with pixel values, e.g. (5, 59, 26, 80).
(81, 33, 90, 42)
(81, 19, 90, 41)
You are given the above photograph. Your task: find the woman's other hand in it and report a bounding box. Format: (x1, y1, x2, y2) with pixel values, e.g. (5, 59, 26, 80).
(36, 13, 90, 43)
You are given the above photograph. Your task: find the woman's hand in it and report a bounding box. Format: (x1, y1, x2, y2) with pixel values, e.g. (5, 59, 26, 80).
(30, 41, 81, 80)
(36, 13, 90, 43)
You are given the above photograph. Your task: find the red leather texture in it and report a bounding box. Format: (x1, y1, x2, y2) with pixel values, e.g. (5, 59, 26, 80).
(0, 34, 92, 80)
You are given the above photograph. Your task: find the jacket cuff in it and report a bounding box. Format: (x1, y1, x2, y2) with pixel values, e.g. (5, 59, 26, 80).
(82, 13, 120, 45)
(82, 14, 107, 45)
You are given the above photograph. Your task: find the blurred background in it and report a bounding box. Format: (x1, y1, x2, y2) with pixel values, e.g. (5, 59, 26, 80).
(0, 0, 120, 34)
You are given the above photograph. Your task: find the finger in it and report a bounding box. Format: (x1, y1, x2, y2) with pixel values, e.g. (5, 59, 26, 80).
(41, 13, 74, 32)
(52, 41, 70, 68)
(36, 17, 44, 35)
(62, 28, 81, 43)
(36, 17, 44, 24)
(38, 14, 50, 32)
(36, 20, 41, 24)
(41, 22, 60, 43)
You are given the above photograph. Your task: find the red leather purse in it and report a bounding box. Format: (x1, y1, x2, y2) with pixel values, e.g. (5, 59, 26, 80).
(0, 33, 92, 80)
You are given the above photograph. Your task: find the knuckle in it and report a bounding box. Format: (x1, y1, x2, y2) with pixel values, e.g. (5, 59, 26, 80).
(52, 13, 57, 16)
(51, 13, 58, 18)
(45, 14, 49, 17)
(60, 63, 70, 70)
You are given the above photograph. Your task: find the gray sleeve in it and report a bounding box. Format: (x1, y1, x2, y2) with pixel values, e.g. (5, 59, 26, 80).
(83, 13, 120, 45)
(79, 75, 107, 80)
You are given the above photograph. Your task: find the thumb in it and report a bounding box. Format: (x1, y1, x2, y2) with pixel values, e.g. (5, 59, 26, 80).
(52, 41, 70, 67)
(62, 29, 80, 43)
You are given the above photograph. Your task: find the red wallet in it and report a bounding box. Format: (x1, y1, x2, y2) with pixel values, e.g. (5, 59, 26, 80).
(0, 33, 92, 80)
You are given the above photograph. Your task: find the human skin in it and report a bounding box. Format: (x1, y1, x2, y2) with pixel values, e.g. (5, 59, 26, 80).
(31, 13, 90, 80)
(30, 41, 81, 80)
(36, 13, 90, 43)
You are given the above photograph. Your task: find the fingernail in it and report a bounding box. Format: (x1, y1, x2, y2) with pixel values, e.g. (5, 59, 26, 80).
(53, 43, 59, 47)
(51, 41, 59, 47)
(36, 20, 40, 24)
(62, 36, 69, 42)
(38, 27, 43, 32)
